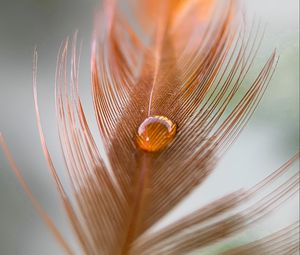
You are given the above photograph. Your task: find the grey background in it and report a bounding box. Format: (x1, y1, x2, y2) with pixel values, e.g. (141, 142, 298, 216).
(0, 0, 299, 254)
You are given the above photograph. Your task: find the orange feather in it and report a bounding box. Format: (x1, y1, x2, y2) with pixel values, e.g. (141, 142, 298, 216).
(0, 1, 299, 255)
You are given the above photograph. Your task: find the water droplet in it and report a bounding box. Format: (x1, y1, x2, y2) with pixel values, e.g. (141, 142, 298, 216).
(136, 115, 177, 152)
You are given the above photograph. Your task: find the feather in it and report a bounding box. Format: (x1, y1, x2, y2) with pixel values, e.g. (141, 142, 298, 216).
(0, 0, 299, 255)
(221, 222, 300, 255)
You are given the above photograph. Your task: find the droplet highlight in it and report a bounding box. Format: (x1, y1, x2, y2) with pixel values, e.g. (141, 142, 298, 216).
(136, 115, 177, 152)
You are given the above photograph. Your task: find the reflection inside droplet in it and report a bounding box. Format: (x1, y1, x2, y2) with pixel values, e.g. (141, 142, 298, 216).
(136, 115, 177, 152)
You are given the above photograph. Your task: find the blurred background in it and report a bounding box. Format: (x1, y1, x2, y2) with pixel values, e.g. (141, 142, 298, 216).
(0, 0, 299, 254)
